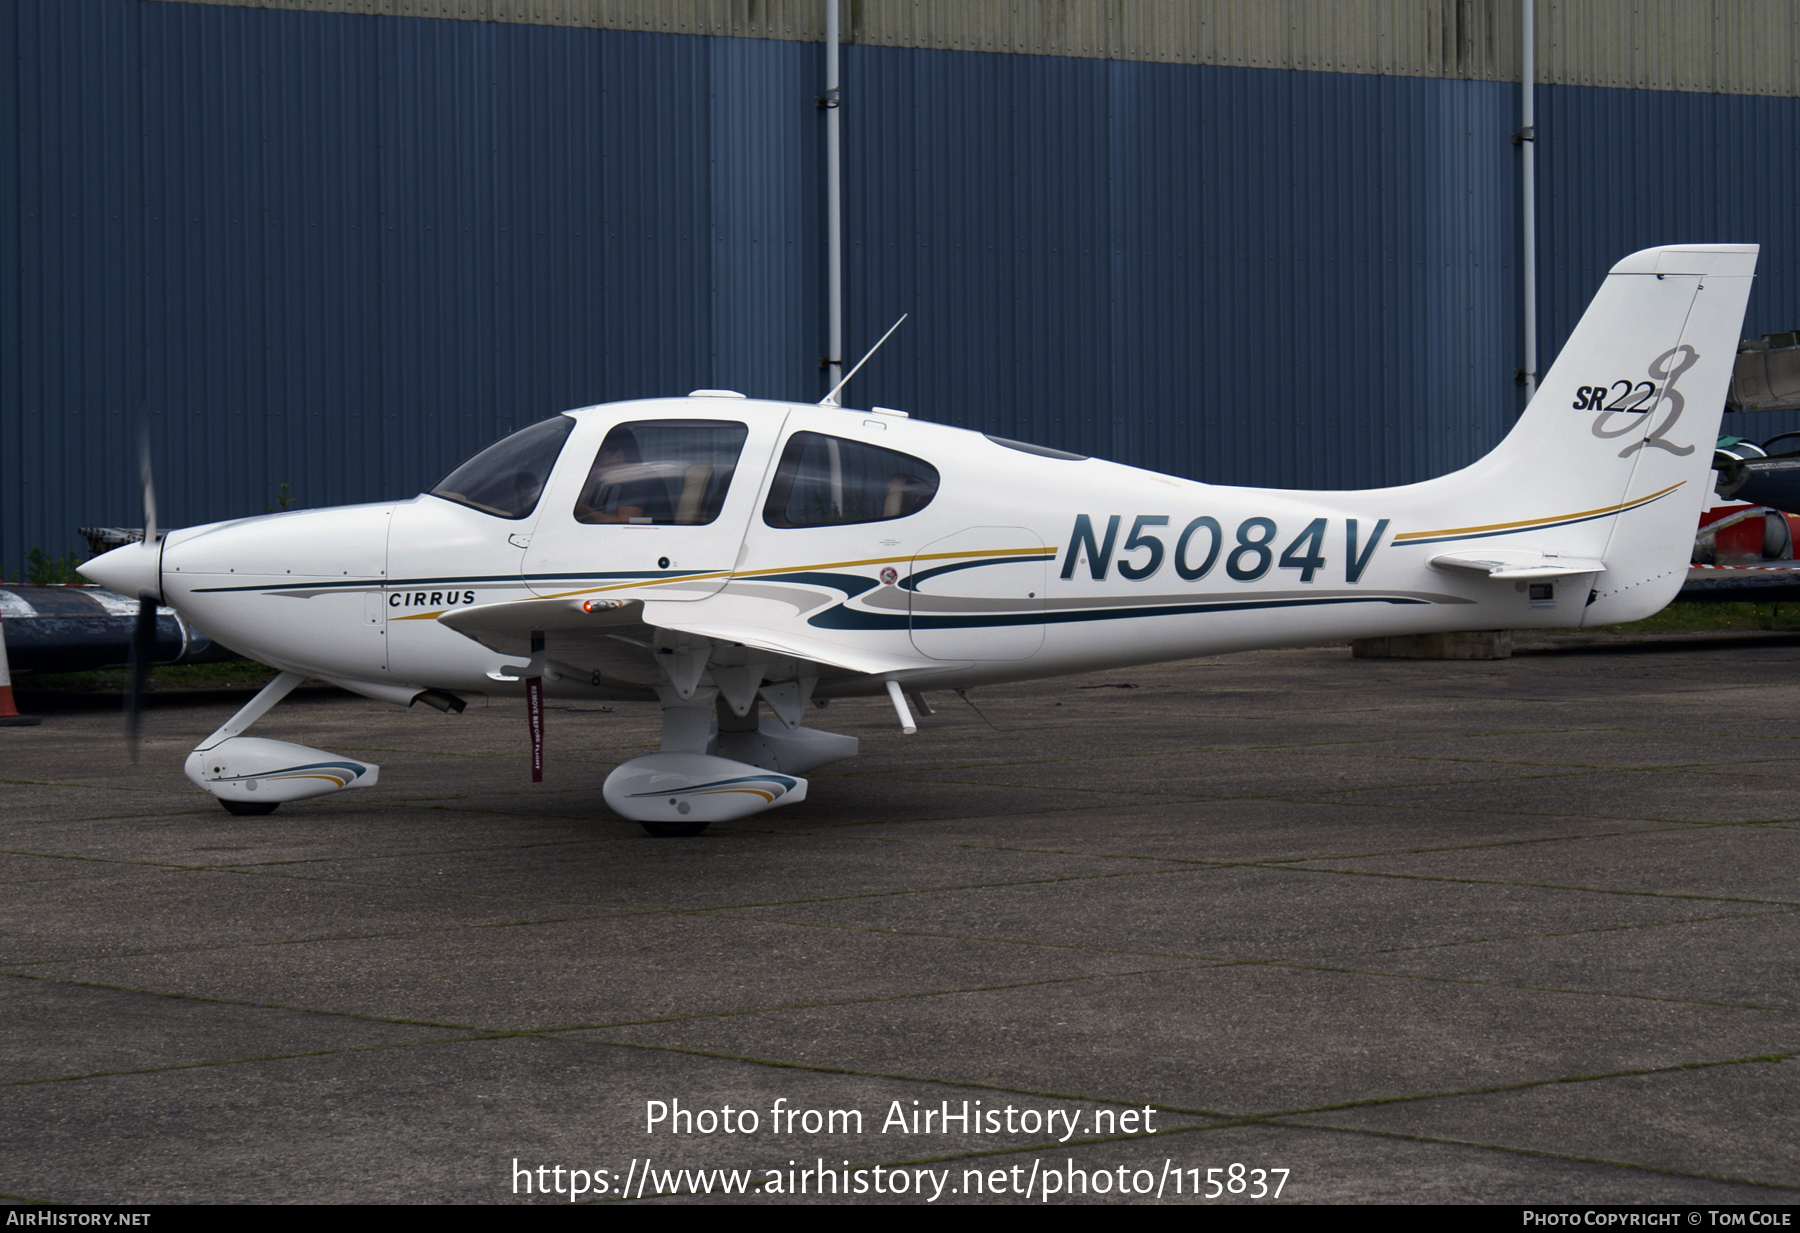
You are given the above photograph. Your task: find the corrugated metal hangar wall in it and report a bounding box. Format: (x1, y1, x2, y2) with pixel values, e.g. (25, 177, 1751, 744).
(5, 0, 1800, 577)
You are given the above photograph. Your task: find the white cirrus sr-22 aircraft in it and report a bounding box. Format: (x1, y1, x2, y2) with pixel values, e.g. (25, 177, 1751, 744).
(82, 244, 1758, 835)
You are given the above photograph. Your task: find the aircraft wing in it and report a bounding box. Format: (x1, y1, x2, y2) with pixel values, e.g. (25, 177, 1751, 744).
(436, 595, 934, 680)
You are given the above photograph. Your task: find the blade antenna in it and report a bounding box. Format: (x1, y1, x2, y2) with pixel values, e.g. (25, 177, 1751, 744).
(820, 313, 907, 408)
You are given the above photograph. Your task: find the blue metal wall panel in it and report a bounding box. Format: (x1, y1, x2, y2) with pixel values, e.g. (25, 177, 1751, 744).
(1533, 81, 1800, 447)
(1, 0, 825, 575)
(839, 47, 1520, 491)
(6, 1, 1800, 580)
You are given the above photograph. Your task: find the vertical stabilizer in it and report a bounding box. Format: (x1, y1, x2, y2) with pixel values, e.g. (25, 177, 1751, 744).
(1410, 245, 1756, 625)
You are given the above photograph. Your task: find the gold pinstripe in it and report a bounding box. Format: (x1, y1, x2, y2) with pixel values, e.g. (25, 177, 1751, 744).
(1392, 482, 1685, 544)
(388, 545, 1057, 619)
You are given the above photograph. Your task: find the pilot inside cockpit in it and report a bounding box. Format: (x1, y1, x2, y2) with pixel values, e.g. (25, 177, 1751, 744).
(573, 427, 675, 524)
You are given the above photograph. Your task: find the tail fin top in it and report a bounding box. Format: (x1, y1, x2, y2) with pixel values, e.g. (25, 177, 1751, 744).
(1426, 244, 1757, 623)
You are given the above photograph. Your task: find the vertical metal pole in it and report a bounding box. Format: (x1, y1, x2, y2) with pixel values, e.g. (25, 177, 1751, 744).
(824, 0, 843, 404)
(1521, 0, 1537, 405)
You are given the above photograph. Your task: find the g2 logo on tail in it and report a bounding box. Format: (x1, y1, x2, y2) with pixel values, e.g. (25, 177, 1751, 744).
(1589, 346, 1699, 458)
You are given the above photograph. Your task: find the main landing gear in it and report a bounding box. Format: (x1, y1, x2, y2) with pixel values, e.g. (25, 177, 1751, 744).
(602, 670, 858, 838)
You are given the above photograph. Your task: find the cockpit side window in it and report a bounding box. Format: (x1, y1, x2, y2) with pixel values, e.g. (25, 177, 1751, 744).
(572, 420, 748, 526)
(762, 432, 940, 528)
(429, 415, 575, 520)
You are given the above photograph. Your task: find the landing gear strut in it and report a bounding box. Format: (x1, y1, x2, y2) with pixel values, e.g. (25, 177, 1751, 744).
(184, 671, 381, 814)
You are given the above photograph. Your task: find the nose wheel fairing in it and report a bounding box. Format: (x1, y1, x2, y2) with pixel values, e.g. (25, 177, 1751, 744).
(185, 737, 379, 807)
(181, 671, 381, 815)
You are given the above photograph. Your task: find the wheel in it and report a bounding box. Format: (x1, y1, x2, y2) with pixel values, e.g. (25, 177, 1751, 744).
(637, 819, 710, 838)
(220, 798, 280, 816)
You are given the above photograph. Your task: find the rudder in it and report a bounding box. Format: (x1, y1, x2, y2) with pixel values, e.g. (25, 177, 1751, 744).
(1434, 245, 1757, 624)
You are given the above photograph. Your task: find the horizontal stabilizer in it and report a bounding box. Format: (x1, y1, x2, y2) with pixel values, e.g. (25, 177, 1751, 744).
(1429, 550, 1607, 581)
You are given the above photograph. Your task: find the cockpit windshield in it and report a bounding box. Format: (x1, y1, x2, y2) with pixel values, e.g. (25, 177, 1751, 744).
(429, 416, 575, 520)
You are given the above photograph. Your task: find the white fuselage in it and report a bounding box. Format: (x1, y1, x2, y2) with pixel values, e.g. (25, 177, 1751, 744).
(151, 396, 1652, 701)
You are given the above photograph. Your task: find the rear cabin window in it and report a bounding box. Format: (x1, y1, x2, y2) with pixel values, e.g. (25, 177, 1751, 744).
(430, 415, 575, 520)
(762, 432, 940, 528)
(572, 420, 748, 526)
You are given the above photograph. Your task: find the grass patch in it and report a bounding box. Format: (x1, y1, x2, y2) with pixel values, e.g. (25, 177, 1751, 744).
(1598, 601, 1800, 633)
(18, 660, 282, 693)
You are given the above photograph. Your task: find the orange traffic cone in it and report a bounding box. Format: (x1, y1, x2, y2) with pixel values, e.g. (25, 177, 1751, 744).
(0, 609, 44, 726)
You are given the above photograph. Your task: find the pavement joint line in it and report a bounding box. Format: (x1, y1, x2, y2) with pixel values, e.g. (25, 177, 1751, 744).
(524, 1042, 1800, 1149)
(7, 1033, 513, 1088)
(920, 820, 1741, 867)
(879, 766, 1628, 801)
(1259, 816, 1800, 862)
(1234, 861, 1800, 908)
(0, 908, 638, 968)
(938, 831, 1674, 872)
(4, 858, 1458, 967)
(205, 831, 684, 865)
(225, 843, 633, 868)
(2, 963, 1217, 1047)
(1, 855, 1221, 919)
(3, 874, 1742, 979)
(1246, 768, 1685, 796)
(852, 775, 1519, 801)
(0, 971, 490, 1032)
(1288, 906, 1796, 961)
(938, 841, 1231, 866)
(1269, 956, 1800, 1014)
(510, 950, 1755, 1037)
(755, 802, 1182, 829)
(0, 860, 653, 913)
(0, 842, 633, 874)
(376, 799, 597, 815)
(655, 864, 1216, 913)
(519, 964, 1215, 1036)
(1248, 794, 1762, 827)
(634, 906, 1799, 1011)
(1261, 1118, 1800, 1192)
(1229, 1053, 1800, 1123)
(881, 725, 1700, 759)
(0, 914, 644, 964)
(679, 906, 1235, 963)
(845, 773, 1187, 799)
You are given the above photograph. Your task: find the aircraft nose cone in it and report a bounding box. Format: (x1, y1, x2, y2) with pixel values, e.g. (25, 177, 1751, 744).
(79, 540, 162, 600)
